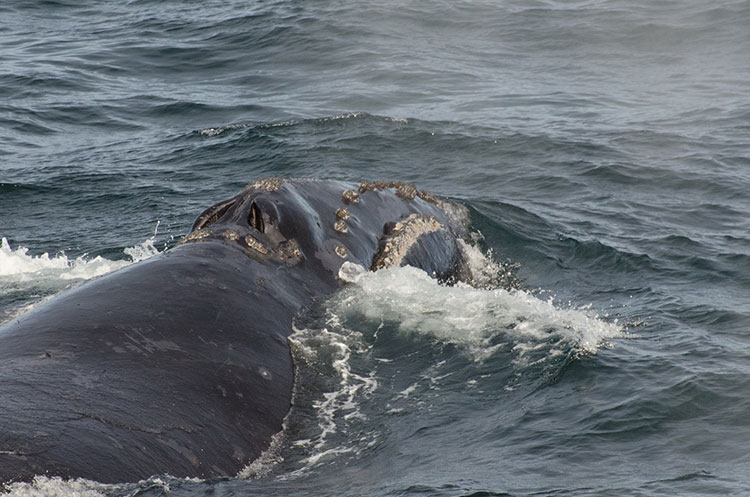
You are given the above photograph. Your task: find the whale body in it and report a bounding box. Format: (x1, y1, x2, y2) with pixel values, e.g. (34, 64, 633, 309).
(0, 178, 470, 483)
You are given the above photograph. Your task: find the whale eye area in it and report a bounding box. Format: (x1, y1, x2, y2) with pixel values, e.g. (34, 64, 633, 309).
(194, 199, 236, 231)
(249, 202, 265, 233)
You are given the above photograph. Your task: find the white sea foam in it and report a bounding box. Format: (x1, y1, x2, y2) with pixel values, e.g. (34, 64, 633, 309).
(332, 265, 622, 364)
(0, 232, 164, 322)
(2, 476, 108, 497)
(458, 238, 518, 289)
(287, 324, 378, 469)
(235, 319, 381, 478)
(0, 234, 161, 283)
(1, 475, 186, 497)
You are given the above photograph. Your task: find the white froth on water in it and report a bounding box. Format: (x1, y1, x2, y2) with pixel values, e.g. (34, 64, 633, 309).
(2, 476, 107, 497)
(458, 238, 519, 290)
(237, 317, 381, 478)
(333, 265, 622, 365)
(0, 235, 161, 283)
(2, 472, 193, 496)
(0, 231, 164, 323)
(287, 324, 378, 470)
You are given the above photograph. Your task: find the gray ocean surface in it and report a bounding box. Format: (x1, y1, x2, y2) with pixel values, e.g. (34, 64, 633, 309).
(2, 0, 750, 495)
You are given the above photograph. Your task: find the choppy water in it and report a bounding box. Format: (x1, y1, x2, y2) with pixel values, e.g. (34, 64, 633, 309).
(2, 0, 750, 495)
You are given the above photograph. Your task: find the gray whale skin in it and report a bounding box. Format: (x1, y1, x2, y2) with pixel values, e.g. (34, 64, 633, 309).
(0, 178, 471, 484)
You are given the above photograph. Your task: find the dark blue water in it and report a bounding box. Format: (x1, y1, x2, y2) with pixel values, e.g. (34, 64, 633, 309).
(2, 0, 750, 495)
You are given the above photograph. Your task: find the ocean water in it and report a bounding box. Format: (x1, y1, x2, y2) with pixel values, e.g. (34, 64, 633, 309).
(2, 0, 750, 495)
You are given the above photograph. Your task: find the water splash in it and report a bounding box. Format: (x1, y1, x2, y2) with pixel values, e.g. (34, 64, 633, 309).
(0, 228, 164, 322)
(1, 474, 191, 497)
(2, 476, 108, 497)
(0, 230, 161, 283)
(0, 237, 128, 282)
(333, 265, 622, 364)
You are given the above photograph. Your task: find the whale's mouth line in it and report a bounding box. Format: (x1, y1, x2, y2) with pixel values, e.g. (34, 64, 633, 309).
(179, 227, 303, 265)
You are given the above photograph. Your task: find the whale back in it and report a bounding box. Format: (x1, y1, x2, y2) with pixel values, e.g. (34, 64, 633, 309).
(0, 179, 470, 483)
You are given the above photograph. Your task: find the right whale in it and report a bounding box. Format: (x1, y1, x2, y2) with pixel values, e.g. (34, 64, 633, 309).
(0, 178, 472, 484)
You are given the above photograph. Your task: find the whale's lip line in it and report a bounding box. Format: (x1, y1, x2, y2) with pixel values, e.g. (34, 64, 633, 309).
(178, 227, 271, 255)
(178, 227, 304, 266)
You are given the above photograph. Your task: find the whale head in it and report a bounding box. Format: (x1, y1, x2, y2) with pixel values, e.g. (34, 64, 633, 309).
(182, 178, 470, 284)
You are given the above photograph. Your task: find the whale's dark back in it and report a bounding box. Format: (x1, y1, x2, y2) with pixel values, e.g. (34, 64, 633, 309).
(0, 179, 469, 483)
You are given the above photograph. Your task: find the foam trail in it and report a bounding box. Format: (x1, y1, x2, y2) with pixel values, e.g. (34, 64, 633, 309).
(290, 325, 377, 465)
